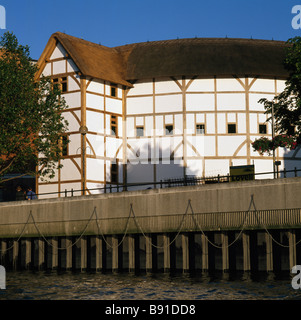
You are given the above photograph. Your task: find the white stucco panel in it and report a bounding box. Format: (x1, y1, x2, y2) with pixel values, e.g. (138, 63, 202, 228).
(186, 94, 215, 111)
(155, 78, 181, 94)
(155, 94, 182, 113)
(249, 93, 274, 111)
(216, 78, 245, 92)
(42, 63, 51, 77)
(87, 79, 104, 94)
(52, 60, 66, 75)
(86, 158, 105, 181)
(50, 42, 67, 60)
(186, 78, 214, 92)
(217, 93, 245, 110)
(218, 136, 246, 156)
(62, 92, 81, 108)
(106, 97, 122, 114)
(86, 93, 104, 110)
(68, 76, 80, 91)
(249, 78, 275, 93)
(62, 112, 80, 132)
(67, 59, 79, 73)
(127, 79, 153, 96)
(127, 96, 153, 115)
(60, 159, 81, 181)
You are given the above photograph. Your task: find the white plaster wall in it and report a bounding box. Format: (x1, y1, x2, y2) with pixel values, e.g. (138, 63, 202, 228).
(52, 60, 66, 75)
(61, 183, 81, 196)
(217, 93, 245, 110)
(249, 78, 275, 93)
(87, 110, 104, 134)
(206, 114, 215, 134)
(218, 136, 246, 156)
(86, 182, 105, 194)
(217, 113, 226, 134)
(42, 63, 51, 76)
(175, 114, 183, 132)
(86, 134, 104, 157)
(68, 134, 81, 156)
(127, 80, 153, 96)
(68, 76, 80, 91)
(186, 94, 215, 111)
(62, 92, 81, 109)
(249, 93, 274, 111)
(204, 159, 229, 176)
(106, 137, 122, 158)
(276, 79, 286, 93)
(106, 97, 122, 114)
(186, 78, 214, 92)
(86, 93, 104, 110)
(67, 59, 79, 73)
(86, 158, 105, 181)
(62, 112, 80, 132)
(50, 42, 67, 59)
(155, 78, 181, 94)
(145, 116, 153, 136)
(38, 184, 59, 199)
(249, 113, 259, 134)
(126, 117, 135, 137)
(253, 159, 273, 178)
(216, 78, 245, 91)
(155, 116, 164, 135)
(155, 94, 182, 113)
(203, 136, 216, 157)
(60, 159, 81, 181)
(127, 96, 153, 114)
(186, 159, 203, 177)
(87, 79, 104, 94)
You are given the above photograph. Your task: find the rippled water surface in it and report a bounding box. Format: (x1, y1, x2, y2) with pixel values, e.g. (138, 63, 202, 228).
(0, 271, 301, 300)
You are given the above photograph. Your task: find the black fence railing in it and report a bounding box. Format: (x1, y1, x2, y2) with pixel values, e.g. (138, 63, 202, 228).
(34, 167, 301, 199)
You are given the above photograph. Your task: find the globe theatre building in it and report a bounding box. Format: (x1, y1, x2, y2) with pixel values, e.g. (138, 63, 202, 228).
(35, 32, 298, 198)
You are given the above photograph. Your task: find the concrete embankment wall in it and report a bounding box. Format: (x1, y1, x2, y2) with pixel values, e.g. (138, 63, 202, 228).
(0, 177, 301, 238)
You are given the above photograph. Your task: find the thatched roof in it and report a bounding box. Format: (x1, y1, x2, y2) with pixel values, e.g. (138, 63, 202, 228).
(117, 38, 289, 80)
(38, 33, 289, 86)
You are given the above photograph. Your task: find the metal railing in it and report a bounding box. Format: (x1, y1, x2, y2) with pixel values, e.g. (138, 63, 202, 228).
(35, 167, 301, 200)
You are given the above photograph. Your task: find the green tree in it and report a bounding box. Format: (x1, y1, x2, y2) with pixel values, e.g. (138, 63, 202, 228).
(0, 32, 69, 183)
(252, 37, 301, 154)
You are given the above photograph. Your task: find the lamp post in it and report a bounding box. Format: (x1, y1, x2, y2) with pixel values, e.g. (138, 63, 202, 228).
(272, 104, 276, 179)
(79, 125, 88, 195)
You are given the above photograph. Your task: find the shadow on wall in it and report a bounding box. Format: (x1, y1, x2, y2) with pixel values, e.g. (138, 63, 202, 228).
(281, 146, 301, 178)
(125, 139, 201, 191)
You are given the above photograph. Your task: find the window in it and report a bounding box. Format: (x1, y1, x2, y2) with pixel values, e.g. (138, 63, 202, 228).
(228, 123, 236, 134)
(196, 124, 205, 134)
(259, 124, 267, 134)
(136, 126, 144, 137)
(111, 115, 118, 136)
(110, 83, 117, 97)
(165, 125, 173, 135)
(111, 162, 118, 183)
(52, 77, 68, 93)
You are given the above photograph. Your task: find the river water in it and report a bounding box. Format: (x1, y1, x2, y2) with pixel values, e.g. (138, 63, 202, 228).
(0, 270, 300, 300)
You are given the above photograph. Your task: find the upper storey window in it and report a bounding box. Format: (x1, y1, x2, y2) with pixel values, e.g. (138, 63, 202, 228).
(110, 83, 117, 97)
(52, 77, 68, 93)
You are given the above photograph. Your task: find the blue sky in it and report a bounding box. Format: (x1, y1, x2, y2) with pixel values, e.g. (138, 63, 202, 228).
(0, 0, 301, 59)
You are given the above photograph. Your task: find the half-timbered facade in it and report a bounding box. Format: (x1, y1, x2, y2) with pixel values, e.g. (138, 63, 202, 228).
(35, 32, 298, 198)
